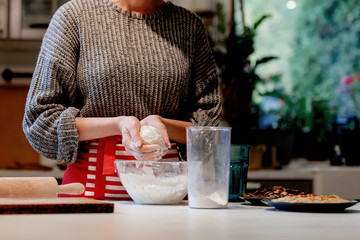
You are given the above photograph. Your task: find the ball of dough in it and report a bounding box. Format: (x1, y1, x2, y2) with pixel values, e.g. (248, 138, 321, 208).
(140, 126, 167, 150)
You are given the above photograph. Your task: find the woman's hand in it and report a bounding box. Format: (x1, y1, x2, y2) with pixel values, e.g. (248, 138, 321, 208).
(118, 116, 163, 161)
(140, 115, 171, 150)
(75, 115, 177, 160)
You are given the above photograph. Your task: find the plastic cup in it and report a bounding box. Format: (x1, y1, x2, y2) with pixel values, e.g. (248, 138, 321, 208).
(186, 126, 231, 209)
(228, 144, 250, 201)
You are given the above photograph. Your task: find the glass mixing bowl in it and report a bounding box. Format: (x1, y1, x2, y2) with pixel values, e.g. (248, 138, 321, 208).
(115, 160, 188, 205)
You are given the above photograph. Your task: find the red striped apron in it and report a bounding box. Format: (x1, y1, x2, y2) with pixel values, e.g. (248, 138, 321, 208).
(60, 135, 180, 200)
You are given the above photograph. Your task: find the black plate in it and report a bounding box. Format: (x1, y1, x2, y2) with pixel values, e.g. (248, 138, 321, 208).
(240, 197, 276, 206)
(263, 200, 358, 212)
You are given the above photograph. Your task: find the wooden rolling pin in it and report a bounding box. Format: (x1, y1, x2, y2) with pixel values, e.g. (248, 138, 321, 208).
(0, 177, 85, 198)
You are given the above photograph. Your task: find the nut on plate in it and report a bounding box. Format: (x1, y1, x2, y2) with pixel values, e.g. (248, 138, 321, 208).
(242, 186, 305, 198)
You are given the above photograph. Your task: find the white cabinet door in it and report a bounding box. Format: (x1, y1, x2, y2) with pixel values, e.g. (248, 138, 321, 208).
(9, 0, 70, 40)
(170, 0, 214, 11)
(0, 0, 8, 39)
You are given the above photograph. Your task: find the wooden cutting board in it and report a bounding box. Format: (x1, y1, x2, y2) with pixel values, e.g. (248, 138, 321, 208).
(0, 197, 114, 214)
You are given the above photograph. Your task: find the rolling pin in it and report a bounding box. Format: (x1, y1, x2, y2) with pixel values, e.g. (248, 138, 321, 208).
(0, 177, 85, 198)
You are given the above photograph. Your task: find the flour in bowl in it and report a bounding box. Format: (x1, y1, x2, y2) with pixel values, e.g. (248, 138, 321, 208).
(119, 172, 188, 204)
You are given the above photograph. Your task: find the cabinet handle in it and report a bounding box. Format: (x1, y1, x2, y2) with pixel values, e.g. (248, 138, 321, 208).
(1, 68, 33, 83)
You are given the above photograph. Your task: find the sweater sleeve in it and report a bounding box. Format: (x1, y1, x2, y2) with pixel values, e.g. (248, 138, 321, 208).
(186, 18, 222, 126)
(23, 4, 81, 164)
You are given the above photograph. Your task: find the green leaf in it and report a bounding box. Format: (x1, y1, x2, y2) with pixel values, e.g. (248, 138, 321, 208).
(253, 14, 272, 30)
(255, 56, 278, 67)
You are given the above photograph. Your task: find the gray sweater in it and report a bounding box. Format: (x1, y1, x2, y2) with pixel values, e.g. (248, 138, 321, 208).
(23, 0, 222, 163)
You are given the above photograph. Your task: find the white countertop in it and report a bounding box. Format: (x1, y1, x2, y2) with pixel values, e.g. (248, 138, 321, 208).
(0, 200, 359, 240)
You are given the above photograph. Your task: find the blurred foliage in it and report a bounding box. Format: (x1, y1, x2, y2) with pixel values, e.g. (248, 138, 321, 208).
(213, 3, 277, 89)
(212, 0, 360, 143)
(237, 0, 298, 90)
(291, 0, 360, 88)
(253, 73, 334, 143)
(235, 0, 360, 142)
(285, 0, 360, 141)
(290, 0, 360, 118)
(253, 73, 284, 104)
(278, 96, 335, 142)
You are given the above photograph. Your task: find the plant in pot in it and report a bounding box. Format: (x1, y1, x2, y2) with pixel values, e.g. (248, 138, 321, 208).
(213, 0, 277, 130)
(251, 73, 297, 166)
(248, 72, 334, 163)
(277, 87, 335, 161)
(213, 1, 285, 168)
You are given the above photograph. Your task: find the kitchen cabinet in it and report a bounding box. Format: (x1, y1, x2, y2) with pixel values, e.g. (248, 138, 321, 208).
(0, 85, 40, 169)
(1, 0, 70, 40)
(0, 0, 8, 39)
(170, 0, 213, 12)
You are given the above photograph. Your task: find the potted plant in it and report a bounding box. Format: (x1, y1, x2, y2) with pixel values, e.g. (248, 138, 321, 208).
(251, 73, 296, 166)
(212, 1, 299, 168)
(212, 0, 277, 130)
(277, 89, 334, 160)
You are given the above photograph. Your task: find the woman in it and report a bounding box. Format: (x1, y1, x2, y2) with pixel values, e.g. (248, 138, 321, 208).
(23, 0, 222, 200)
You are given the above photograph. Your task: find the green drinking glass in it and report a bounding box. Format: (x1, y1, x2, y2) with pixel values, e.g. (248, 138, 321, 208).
(229, 144, 250, 201)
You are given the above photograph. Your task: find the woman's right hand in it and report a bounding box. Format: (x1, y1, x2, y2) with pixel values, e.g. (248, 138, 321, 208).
(118, 116, 163, 161)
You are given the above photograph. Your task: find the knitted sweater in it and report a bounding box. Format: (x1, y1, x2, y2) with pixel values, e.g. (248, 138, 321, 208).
(23, 0, 222, 163)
